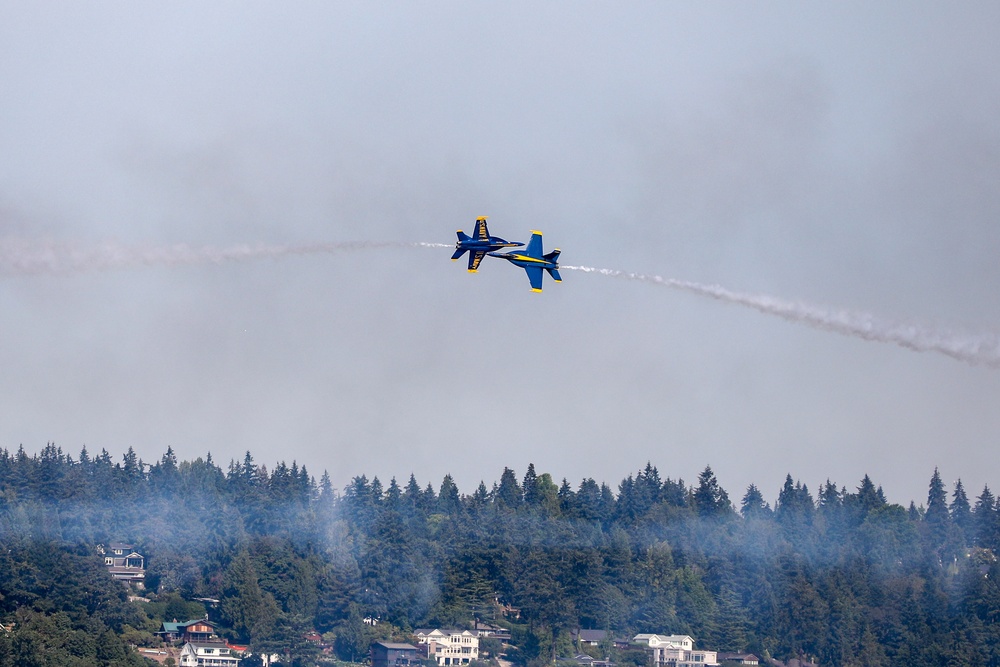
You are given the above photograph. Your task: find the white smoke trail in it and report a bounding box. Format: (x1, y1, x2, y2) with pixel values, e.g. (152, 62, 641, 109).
(562, 264, 1000, 368)
(0, 238, 450, 276)
(6, 238, 997, 368)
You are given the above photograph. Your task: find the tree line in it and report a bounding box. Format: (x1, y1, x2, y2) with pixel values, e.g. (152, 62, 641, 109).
(2, 443, 1000, 666)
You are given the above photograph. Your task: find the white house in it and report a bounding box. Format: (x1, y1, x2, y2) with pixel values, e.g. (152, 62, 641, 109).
(178, 641, 241, 666)
(414, 628, 480, 665)
(632, 634, 718, 667)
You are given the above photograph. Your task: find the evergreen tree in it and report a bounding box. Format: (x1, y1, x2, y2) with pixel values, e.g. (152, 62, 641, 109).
(438, 474, 462, 515)
(220, 550, 280, 641)
(924, 467, 961, 563)
(741, 484, 770, 518)
(694, 466, 733, 517)
(523, 463, 541, 507)
(974, 485, 999, 551)
(496, 467, 522, 509)
(950, 479, 974, 546)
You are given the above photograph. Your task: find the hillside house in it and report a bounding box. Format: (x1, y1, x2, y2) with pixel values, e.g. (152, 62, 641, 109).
(473, 620, 511, 641)
(157, 619, 219, 644)
(574, 629, 611, 647)
(98, 542, 146, 587)
(414, 629, 480, 665)
(372, 641, 421, 667)
(632, 634, 719, 667)
(178, 640, 240, 666)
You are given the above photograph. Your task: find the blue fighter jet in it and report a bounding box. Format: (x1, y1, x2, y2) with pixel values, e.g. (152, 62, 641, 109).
(489, 231, 562, 292)
(452, 216, 523, 272)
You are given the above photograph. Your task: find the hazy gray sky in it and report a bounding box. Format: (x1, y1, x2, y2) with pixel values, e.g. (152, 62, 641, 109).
(2, 2, 999, 505)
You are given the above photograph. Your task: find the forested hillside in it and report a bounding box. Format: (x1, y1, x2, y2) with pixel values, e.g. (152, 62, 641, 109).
(2, 444, 999, 666)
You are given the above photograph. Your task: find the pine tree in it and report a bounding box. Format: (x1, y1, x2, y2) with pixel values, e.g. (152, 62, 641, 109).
(741, 484, 770, 518)
(496, 467, 522, 509)
(438, 474, 462, 515)
(974, 486, 999, 551)
(523, 463, 540, 507)
(694, 466, 733, 517)
(924, 467, 959, 562)
(951, 479, 974, 546)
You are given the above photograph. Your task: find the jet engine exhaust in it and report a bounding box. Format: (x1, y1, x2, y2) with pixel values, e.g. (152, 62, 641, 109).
(4, 237, 997, 368)
(0, 239, 450, 275)
(562, 264, 1000, 369)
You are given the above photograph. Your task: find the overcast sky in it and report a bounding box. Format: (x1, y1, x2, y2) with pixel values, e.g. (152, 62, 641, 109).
(2, 2, 999, 506)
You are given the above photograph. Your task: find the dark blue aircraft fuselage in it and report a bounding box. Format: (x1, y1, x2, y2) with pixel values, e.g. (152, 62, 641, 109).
(489, 230, 562, 292)
(452, 217, 523, 272)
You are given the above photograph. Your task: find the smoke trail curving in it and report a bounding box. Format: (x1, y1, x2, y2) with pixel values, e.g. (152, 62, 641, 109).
(5, 237, 997, 368)
(0, 238, 450, 276)
(562, 264, 1000, 368)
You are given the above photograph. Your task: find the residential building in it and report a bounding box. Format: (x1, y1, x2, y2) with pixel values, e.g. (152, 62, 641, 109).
(372, 641, 421, 667)
(575, 629, 610, 647)
(557, 653, 616, 667)
(414, 628, 480, 665)
(717, 653, 759, 665)
(157, 619, 219, 643)
(98, 542, 146, 587)
(631, 634, 719, 667)
(473, 620, 511, 642)
(178, 640, 240, 666)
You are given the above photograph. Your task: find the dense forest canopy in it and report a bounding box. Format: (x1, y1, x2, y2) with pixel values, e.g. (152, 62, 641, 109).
(2, 444, 1000, 667)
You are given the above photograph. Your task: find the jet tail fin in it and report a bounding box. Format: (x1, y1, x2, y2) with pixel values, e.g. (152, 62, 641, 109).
(456, 230, 471, 242)
(546, 267, 562, 282)
(543, 249, 561, 263)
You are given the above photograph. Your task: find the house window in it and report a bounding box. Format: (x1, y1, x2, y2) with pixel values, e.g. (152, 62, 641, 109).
(105, 557, 114, 565)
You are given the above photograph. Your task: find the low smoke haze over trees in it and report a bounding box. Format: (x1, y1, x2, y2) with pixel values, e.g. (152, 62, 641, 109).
(2, 446, 1000, 666)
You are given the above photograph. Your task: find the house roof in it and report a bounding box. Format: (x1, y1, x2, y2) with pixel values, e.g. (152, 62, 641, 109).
(415, 628, 470, 637)
(376, 642, 419, 650)
(159, 618, 216, 633)
(187, 641, 229, 649)
(578, 630, 608, 642)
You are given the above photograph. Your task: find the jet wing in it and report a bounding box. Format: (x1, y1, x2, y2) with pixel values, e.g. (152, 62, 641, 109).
(475, 219, 490, 241)
(525, 266, 544, 292)
(468, 250, 486, 272)
(524, 232, 543, 259)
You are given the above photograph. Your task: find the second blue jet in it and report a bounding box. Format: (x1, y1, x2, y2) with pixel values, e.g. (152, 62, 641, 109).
(452, 216, 523, 272)
(489, 231, 562, 292)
